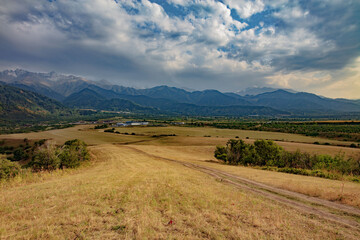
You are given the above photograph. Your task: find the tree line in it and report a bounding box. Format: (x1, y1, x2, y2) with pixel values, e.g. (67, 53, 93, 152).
(0, 139, 89, 181)
(215, 139, 360, 181)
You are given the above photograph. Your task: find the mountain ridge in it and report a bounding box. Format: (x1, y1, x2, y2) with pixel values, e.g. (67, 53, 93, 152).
(1, 69, 360, 116)
(0, 82, 73, 121)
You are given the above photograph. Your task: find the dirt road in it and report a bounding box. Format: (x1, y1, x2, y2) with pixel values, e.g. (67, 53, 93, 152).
(124, 145, 360, 231)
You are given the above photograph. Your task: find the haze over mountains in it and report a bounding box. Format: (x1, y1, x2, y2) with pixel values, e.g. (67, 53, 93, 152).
(1, 69, 360, 119)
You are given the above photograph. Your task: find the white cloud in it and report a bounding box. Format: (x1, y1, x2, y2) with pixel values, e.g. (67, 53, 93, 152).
(0, 0, 358, 97)
(224, 0, 265, 18)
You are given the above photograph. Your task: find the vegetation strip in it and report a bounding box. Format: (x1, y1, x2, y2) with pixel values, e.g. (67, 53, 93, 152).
(215, 139, 360, 182)
(124, 145, 360, 230)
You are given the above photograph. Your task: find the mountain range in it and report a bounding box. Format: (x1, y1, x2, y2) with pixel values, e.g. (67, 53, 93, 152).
(1, 69, 360, 119)
(0, 83, 73, 121)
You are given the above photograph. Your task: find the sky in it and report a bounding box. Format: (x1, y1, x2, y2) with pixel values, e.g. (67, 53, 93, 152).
(0, 0, 359, 98)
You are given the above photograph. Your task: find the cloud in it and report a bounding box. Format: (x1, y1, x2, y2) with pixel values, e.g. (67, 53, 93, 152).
(0, 0, 359, 97)
(224, 0, 265, 18)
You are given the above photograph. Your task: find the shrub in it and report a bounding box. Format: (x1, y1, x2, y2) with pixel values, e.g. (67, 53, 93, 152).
(59, 139, 89, 169)
(0, 155, 21, 180)
(214, 139, 258, 166)
(214, 146, 227, 162)
(30, 142, 61, 171)
(104, 128, 115, 133)
(94, 124, 108, 129)
(12, 148, 28, 161)
(254, 140, 283, 166)
(214, 139, 360, 179)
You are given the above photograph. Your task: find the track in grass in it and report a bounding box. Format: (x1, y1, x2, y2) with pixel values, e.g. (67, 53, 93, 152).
(125, 145, 360, 231)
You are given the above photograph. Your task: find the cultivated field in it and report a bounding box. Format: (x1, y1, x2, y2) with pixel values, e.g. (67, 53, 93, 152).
(1, 125, 360, 239)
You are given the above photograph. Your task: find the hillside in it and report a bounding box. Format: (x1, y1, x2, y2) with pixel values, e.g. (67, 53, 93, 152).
(63, 89, 286, 117)
(1, 126, 360, 238)
(244, 90, 360, 113)
(134, 86, 252, 106)
(0, 83, 72, 120)
(2, 69, 360, 117)
(63, 89, 158, 114)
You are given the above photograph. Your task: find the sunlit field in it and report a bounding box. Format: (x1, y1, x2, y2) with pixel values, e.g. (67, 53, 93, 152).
(1, 125, 360, 239)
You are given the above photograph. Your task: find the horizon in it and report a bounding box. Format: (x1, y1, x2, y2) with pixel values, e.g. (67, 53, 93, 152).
(1, 67, 360, 100)
(0, 1, 359, 98)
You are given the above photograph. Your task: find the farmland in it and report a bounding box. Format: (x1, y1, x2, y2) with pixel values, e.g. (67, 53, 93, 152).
(1, 125, 360, 239)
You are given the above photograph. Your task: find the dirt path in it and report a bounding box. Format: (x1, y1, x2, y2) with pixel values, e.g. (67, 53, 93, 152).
(124, 145, 360, 231)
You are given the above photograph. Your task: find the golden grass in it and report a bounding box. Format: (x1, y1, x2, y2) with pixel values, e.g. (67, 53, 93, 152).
(2, 125, 360, 238)
(2, 125, 354, 145)
(133, 135, 360, 157)
(0, 125, 150, 145)
(130, 145, 360, 208)
(115, 125, 353, 145)
(1, 144, 358, 239)
(2, 125, 359, 150)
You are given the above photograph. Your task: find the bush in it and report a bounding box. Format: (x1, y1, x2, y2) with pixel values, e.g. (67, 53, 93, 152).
(214, 139, 360, 178)
(59, 139, 89, 169)
(0, 155, 21, 180)
(94, 124, 108, 129)
(254, 140, 283, 166)
(12, 148, 28, 161)
(215, 139, 258, 166)
(214, 146, 227, 162)
(30, 142, 61, 171)
(104, 128, 115, 133)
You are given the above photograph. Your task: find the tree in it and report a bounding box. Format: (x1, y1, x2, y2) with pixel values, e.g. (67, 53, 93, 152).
(254, 140, 283, 166)
(13, 148, 28, 161)
(214, 145, 227, 162)
(30, 141, 61, 171)
(60, 139, 89, 169)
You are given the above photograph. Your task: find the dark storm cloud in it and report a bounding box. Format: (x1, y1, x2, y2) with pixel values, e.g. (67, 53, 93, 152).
(0, 0, 359, 97)
(269, 0, 360, 72)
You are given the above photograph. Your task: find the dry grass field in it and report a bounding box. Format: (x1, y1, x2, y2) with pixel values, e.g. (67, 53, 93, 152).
(129, 145, 360, 207)
(1, 144, 359, 239)
(2, 125, 359, 155)
(1, 125, 360, 239)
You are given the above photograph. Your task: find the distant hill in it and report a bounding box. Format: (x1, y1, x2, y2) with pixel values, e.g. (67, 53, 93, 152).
(0, 83, 72, 120)
(2, 69, 360, 117)
(112, 85, 252, 106)
(244, 90, 360, 113)
(236, 87, 297, 96)
(0, 69, 109, 99)
(63, 88, 286, 117)
(63, 89, 158, 114)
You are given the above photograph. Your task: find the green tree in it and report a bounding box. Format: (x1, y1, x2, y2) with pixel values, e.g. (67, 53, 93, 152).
(13, 148, 28, 161)
(60, 139, 89, 168)
(214, 145, 227, 162)
(30, 142, 61, 171)
(253, 140, 283, 166)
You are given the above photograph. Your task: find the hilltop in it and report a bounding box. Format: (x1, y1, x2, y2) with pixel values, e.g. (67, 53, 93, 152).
(1, 69, 360, 118)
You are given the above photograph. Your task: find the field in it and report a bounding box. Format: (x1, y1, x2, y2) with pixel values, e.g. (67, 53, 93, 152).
(1, 125, 360, 239)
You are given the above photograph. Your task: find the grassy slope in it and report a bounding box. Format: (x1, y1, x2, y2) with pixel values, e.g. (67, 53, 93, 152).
(129, 145, 360, 207)
(1, 144, 358, 239)
(1, 125, 360, 238)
